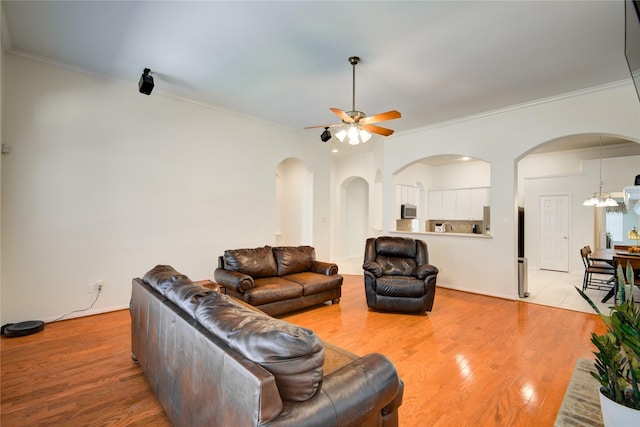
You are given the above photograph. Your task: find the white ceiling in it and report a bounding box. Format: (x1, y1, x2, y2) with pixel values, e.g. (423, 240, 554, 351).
(2, 1, 638, 155)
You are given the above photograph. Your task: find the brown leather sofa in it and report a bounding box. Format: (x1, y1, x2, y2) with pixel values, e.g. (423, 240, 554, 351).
(363, 236, 439, 313)
(214, 245, 342, 316)
(131, 265, 404, 427)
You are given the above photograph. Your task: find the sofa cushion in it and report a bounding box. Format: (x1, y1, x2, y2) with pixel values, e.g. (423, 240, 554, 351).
(143, 265, 192, 295)
(164, 281, 215, 319)
(282, 272, 342, 296)
(273, 246, 315, 276)
(195, 292, 324, 402)
(245, 277, 303, 305)
(223, 246, 278, 278)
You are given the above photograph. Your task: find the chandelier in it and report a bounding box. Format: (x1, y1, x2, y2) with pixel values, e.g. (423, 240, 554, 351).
(582, 138, 617, 207)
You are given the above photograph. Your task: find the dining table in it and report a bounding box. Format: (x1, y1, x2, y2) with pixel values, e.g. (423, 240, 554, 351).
(590, 248, 640, 303)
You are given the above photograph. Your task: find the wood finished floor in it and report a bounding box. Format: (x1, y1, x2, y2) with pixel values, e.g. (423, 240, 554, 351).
(1, 275, 606, 426)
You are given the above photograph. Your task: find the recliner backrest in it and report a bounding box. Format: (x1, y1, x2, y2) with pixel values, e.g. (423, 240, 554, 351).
(365, 237, 429, 276)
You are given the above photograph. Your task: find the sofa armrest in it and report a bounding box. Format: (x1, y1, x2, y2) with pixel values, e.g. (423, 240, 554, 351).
(310, 261, 339, 276)
(265, 353, 402, 426)
(415, 264, 439, 281)
(363, 261, 383, 277)
(323, 353, 402, 424)
(214, 268, 254, 293)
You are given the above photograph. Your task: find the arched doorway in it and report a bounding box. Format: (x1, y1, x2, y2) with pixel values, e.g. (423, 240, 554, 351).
(275, 158, 313, 246)
(516, 133, 640, 311)
(340, 176, 369, 260)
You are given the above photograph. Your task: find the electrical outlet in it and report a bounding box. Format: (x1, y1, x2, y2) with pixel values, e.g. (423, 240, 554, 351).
(87, 281, 103, 294)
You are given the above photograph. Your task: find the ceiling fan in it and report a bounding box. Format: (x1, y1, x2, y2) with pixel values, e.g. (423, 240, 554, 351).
(305, 56, 401, 145)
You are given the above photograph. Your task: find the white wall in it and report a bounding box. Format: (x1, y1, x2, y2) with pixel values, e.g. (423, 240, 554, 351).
(1, 54, 332, 323)
(426, 160, 491, 190)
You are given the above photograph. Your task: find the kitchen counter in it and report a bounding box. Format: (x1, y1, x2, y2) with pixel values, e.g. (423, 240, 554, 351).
(390, 230, 492, 238)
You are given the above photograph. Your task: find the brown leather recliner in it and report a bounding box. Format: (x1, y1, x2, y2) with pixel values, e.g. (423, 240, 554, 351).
(363, 236, 439, 313)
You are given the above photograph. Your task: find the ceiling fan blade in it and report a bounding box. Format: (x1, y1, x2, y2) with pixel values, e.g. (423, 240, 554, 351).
(330, 107, 355, 123)
(304, 124, 342, 129)
(359, 110, 401, 126)
(361, 124, 395, 137)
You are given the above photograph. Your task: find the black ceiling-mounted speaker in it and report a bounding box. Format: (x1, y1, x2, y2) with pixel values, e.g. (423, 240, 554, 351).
(321, 127, 331, 142)
(2, 320, 45, 338)
(138, 68, 154, 95)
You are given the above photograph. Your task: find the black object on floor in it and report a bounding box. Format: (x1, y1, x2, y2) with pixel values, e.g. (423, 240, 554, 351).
(2, 320, 45, 337)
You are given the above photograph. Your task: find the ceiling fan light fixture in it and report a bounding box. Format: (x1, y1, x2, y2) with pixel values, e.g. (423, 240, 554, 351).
(340, 125, 371, 145)
(347, 125, 360, 145)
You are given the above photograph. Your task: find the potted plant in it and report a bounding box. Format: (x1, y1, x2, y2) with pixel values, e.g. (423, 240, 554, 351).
(576, 260, 640, 426)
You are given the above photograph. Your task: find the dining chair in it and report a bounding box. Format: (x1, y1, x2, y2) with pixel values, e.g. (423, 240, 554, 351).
(585, 246, 614, 269)
(580, 246, 615, 291)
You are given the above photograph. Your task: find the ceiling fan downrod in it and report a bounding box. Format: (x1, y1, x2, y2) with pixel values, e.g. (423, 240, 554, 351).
(349, 56, 360, 113)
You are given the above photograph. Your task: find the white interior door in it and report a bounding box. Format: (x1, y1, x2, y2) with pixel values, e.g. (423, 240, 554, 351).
(539, 195, 570, 271)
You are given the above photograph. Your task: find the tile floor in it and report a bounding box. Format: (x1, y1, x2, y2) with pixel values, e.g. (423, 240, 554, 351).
(337, 257, 614, 314)
(522, 268, 613, 314)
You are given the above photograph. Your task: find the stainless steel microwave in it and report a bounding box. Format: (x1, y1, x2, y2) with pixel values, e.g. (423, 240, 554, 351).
(401, 204, 417, 219)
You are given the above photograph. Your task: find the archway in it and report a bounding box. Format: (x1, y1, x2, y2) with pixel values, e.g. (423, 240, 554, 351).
(340, 177, 369, 260)
(393, 155, 491, 233)
(515, 133, 640, 309)
(275, 158, 313, 246)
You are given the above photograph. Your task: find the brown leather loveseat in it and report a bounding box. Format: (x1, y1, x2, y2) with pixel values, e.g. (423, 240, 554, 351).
(214, 245, 342, 316)
(131, 265, 404, 426)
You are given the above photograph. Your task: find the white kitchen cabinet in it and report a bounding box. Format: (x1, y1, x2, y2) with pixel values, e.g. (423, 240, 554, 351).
(471, 187, 490, 220)
(455, 189, 472, 219)
(428, 191, 443, 219)
(429, 188, 489, 220)
(429, 190, 456, 219)
(442, 190, 456, 219)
